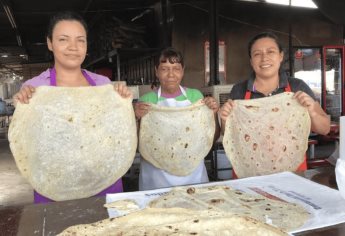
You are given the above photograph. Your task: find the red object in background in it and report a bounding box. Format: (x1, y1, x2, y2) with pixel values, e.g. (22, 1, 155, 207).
(295, 49, 303, 59)
(95, 68, 112, 80)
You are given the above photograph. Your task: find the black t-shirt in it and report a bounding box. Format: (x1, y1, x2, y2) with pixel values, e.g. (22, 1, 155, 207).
(229, 72, 316, 100)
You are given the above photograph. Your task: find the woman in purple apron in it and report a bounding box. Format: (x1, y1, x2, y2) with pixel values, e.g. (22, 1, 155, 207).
(13, 11, 131, 203)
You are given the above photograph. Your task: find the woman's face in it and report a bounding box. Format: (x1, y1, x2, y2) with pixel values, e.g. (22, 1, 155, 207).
(155, 61, 184, 93)
(47, 20, 87, 70)
(250, 37, 283, 80)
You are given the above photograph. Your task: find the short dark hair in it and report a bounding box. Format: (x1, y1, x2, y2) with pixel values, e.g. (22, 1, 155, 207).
(248, 32, 283, 58)
(155, 47, 184, 68)
(47, 11, 88, 40)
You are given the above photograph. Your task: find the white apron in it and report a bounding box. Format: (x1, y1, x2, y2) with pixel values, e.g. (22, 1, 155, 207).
(139, 86, 209, 190)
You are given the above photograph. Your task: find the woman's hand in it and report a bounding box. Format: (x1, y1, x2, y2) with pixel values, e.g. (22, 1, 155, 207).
(219, 99, 235, 135)
(293, 91, 317, 117)
(203, 96, 219, 114)
(203, 96, 221, 141)
(293, 91, 330, 135)
(134, 102, 150, 120)
(13, 85, 35, 105)
(219, 99, 235, 122)
(114, 83, 132, 98)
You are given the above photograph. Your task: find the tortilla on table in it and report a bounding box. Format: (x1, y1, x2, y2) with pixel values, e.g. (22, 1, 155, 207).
(149, 185, 310, 231)
(8, 85, 137, 201)
(139, 100, 215, 176)
(58, 207, 289, 236)
(223, 92, 311, 178)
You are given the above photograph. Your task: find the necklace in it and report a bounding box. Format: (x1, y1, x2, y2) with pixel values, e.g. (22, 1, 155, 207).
(253, 81, 279, 96)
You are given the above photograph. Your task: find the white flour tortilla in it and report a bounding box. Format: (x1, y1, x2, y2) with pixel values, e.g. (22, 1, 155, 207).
(139, 101, 215, 176)
(8, 85, 137, 201)
(223, 92, 311, 178)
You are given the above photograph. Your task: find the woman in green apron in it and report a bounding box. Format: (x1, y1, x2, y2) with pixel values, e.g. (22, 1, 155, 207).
(135, 47, 220, 190)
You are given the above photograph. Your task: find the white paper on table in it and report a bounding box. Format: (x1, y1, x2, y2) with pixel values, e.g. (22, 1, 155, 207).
(336, 158, 345, 200)
(107, 172, 345, 234)
(339, 116, 345, 161)
(336, 117, 345, 200)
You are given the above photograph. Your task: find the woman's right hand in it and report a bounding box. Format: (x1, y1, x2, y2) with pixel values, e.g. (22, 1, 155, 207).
(219, 99, 235, 122)
(13, 85, 35, 105)
(134, 102, 150, 121)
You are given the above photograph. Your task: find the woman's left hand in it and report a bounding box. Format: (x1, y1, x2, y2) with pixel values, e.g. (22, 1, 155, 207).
(293, 91, 318, 117)
(114, 83, 132, 98)
(203, 96, 219, 114)
(294, 91, 331, 135)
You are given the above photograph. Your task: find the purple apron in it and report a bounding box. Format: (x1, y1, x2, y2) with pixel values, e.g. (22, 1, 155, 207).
(34, 68, 123, 203)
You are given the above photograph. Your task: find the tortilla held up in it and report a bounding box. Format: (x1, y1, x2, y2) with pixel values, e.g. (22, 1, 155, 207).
(223, 92, 311, 178)
(139, 100, 215, 176)
(8, 85, 137, 201)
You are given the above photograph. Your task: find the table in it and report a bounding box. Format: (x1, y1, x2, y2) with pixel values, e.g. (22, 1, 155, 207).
(307, 139, 318, 160)
(326, 121, 340, 142)
(1, 167, 344, 236)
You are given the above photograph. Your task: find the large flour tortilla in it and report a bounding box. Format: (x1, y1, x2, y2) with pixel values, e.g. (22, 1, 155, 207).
(149, 185, 310, 231)
(223, 92, 311, 178)
(58, 208, 288, 236)
(8, 85, 137, 201)
(139, 101, 215, 176)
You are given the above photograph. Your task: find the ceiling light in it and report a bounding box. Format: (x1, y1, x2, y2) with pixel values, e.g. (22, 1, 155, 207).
(3, 5, 17, 28)
(265, 0, 317, 9)
(131, 9, 152, 22)
(1, 54, 9, 58)
(16, 34, 22, 46)
(19, 54, 28, 60)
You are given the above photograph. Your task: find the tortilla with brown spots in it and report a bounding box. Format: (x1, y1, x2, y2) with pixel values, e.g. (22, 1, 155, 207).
(149, 185, 310, 232)
(8, 85, 137, 201)
(223, 92, 311, 178)
(139, 100, 215, 176)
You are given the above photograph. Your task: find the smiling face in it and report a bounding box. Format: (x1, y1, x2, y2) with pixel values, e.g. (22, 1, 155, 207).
(155, 60, 184, 94)
(47, 20, 87, 70)
(250, 37, 283, 80)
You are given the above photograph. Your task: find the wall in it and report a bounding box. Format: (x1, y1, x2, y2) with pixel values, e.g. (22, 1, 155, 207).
(22, 63, 52, 81)
(171, 1, 343, 90)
